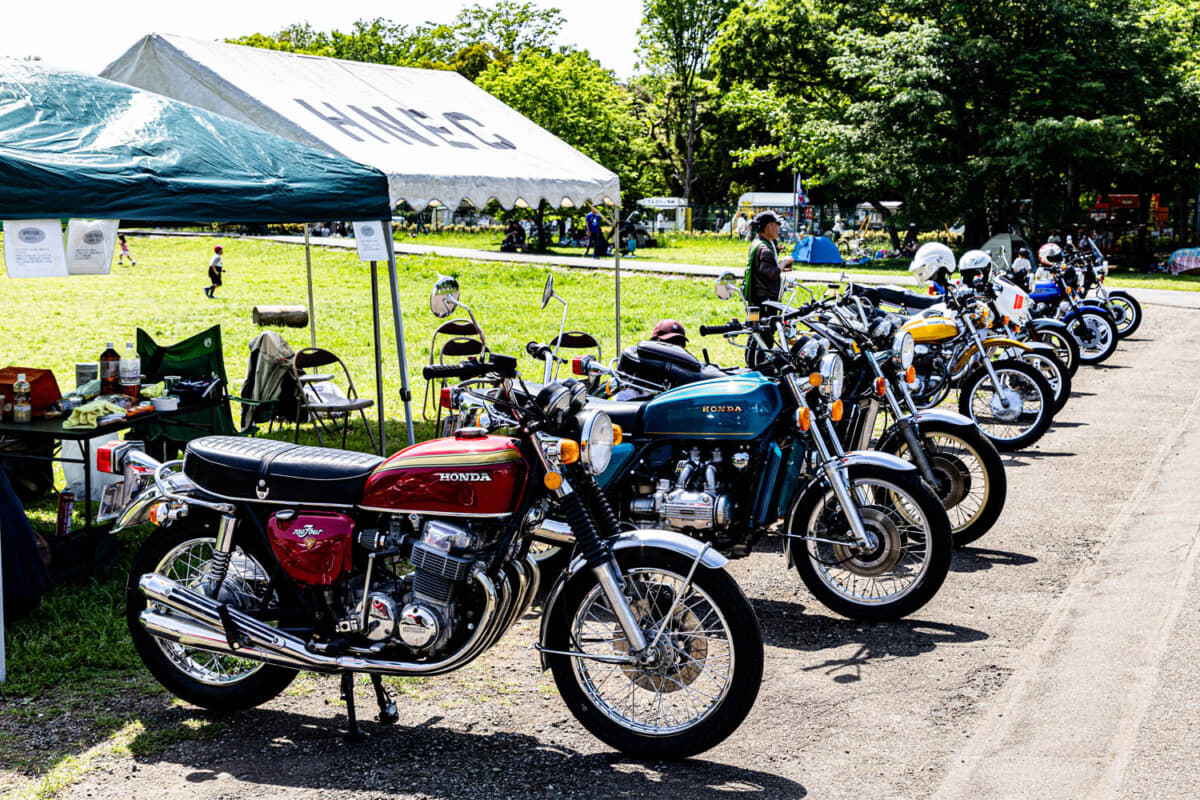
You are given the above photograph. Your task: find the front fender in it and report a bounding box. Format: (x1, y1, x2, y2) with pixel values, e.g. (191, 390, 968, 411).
(877, 408, 978, 452)
(783, 451, 919, 567)
(537, 529, 729, 670)
(953, 337, 1031, 373)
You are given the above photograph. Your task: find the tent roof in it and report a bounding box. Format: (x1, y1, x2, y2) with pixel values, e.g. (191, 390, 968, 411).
(792, 235, 844, 265)
(0, 61, 391, 223)
(101, 34, 621, 211)
(738, 192, 795, 208)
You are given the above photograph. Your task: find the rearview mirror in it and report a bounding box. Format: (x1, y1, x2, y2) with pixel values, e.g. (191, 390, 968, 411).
(430, 275, 460, 318)
(715, 271, 739, 301)
(541, 274, 555, 309)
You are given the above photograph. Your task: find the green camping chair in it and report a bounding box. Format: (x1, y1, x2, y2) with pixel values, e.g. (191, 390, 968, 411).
(134, 326, 268, 458)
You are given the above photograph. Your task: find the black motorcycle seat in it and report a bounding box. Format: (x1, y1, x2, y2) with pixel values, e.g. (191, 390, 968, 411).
(184, 436, 384, 506)
(585, 397, 646, 434)
(875, 284, 942, 310)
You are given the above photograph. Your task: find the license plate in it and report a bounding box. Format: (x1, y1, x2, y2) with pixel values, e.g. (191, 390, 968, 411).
(96, 481, 125, 523)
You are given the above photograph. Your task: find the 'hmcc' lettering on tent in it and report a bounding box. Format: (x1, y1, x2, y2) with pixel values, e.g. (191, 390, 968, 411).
(295, 100, 516, 151)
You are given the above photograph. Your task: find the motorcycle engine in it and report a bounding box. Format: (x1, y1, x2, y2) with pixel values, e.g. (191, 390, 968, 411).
(346, 518, 481, 657)
(628, 446, 734, 535)
(910, 344, 946, 399)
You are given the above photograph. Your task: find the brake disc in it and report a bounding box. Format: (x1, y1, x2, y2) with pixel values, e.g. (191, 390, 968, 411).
(831, 507, 903, 577)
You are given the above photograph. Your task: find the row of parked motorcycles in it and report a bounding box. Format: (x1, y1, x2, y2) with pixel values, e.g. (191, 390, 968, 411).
(97, 238, 1138, 761)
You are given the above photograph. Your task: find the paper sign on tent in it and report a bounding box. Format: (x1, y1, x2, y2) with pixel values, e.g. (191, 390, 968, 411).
(3, 220, 68, 278)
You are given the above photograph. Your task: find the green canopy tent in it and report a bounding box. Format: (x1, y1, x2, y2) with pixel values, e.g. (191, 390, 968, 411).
(0, 62, 407, 683)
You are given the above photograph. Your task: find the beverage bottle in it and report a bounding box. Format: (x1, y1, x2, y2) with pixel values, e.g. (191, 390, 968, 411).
(13, 373, 32, 423)
(100, 342, 120, 395)
(119, 342, 141, 400)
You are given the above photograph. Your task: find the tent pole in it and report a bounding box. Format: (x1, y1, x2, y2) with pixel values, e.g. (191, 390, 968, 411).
(1, 517, 6, 684)
(370, 261, 386, 455)
(304, 224, 317, 348)
(383, 223, 415, 447)
(613, 197, 622, 354)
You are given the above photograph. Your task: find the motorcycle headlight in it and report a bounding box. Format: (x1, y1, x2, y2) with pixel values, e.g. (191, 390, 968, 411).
(892, 330, 915, 370)
(577, 410, 614, 475)
(818, 353, 844, 398)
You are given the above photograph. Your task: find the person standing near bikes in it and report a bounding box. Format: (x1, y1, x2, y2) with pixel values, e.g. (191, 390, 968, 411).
(741, 210, 794, 307)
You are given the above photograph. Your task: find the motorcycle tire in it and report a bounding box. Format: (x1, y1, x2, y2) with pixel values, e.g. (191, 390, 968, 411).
(1029, 324, 1081, 379)
(545, 546, 763, 760)
(957, 358, 1055, 451)
(125, 520, 298, 712)
(1064, 307, 1118, 365)
(878, 421, 1007, 547)
(787, 463, 953, 621)
(1085, 291, 1142, 338)
(1021, 350, 1072, 414)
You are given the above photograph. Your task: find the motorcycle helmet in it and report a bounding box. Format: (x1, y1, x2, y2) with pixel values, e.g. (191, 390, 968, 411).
(958, 249, 993, 286)
(909, 242, 956, 284)
(1038, 242, 1063, 266)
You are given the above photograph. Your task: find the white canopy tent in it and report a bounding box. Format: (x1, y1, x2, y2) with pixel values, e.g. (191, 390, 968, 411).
(102, 35, 626, 441)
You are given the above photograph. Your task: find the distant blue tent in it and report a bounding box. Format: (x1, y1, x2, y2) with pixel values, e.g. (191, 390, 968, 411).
(792, 235, 844, 264)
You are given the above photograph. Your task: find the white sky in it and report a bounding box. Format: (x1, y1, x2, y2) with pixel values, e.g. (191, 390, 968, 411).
(0, 0, 644, 78)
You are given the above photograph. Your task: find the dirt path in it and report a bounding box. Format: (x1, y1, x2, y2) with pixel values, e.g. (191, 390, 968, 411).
(14, 304, 1197, 800)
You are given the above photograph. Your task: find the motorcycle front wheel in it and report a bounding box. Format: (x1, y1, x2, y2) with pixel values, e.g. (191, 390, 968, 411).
(787, 463, 953, 621)
(1029, 324, 1080, 378)
(1085, 291, 1142, 338)
(545, 547, 762, 760)
(879, 422, 1007, 547)
(957, 358, 1055, 451)
(125, 520, 298, 712)
(1065, 307, 1118, 364)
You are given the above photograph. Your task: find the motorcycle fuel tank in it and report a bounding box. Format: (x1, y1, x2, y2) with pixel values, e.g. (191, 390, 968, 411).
(641, 375, 782, 440)
(268, 510, 355, 586)
(901, 314, 960, 343)
(360, 433, 528, 517)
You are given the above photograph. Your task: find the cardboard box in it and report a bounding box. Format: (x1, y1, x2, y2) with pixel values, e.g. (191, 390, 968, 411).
(0, 367, 63, 418)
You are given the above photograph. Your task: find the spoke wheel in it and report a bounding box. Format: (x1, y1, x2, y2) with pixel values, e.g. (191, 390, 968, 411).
(788, 464, 952, 620)
(957, 359, 1054, 451)
(126, 521, 297, 711)
(546, 548, 762, 759)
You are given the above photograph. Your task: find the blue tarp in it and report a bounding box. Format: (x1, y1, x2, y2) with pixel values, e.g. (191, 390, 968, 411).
(792, 235, 844, 264)
(0, 62, 391, 222)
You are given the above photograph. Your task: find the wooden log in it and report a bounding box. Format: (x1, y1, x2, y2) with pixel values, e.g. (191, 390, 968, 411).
(252, 305, 310, 328)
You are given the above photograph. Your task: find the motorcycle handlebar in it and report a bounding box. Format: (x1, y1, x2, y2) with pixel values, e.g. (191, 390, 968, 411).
(422, 355, 518, 381)
(526, 341, 553, 361)
(700, 321, 743, 336)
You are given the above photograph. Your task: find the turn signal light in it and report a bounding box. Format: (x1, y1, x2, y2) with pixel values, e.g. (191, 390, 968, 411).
(439, 387, 453, 409)
(543, 471, 564, 490)
(795, 407, 811, 432)
(612, 424, 623, 445)
(905, 366, 916, 384)
(148, 502, 167, 527)
(1002, 315, 1010, 326)
(831, 399, 844, 422)
(874, 377, 887, 396)
(558, 440, 580, 464)
(572, 356, 585, 375)
(809, 373, 822, 387)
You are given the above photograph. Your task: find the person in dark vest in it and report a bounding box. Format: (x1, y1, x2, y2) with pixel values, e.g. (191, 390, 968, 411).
(742, 210, 794, 306)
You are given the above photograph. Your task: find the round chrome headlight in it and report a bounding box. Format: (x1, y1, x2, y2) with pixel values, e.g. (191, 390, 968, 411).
(578, 410, 614, 475)
(818, 353, 844, 398)
(893, 330, 915, 369)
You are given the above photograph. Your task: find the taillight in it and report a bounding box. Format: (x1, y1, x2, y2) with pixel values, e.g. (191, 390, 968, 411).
(439, 387, 453, 409)
(96, 440, 143, 474)
(572, 356, 585, 375)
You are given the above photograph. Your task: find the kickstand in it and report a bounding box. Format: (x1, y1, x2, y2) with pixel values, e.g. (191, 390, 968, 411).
(340, 672, 366, 741)
(371, 673, 399, 725)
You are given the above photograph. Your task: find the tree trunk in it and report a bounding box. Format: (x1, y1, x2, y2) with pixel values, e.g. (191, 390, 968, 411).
(684, 96, 696, 204)
(252, 305, 310, 328)
(535, 201, 548, 253)
(870, 201, 901, 251)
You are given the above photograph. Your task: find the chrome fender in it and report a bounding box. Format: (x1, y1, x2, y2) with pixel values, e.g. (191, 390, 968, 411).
(537, 529, 729, 670)
(783, 450, 919, 567)
(112, 483, 165, 532)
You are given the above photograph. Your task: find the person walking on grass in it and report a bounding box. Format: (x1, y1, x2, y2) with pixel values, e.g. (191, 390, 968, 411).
(117, 234, 136, 266)
(205, 245, 225, 298)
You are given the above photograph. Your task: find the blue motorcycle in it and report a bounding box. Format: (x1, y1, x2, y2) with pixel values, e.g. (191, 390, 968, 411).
(529, 301, 954, 622)
(1020, 247, 1119, 365)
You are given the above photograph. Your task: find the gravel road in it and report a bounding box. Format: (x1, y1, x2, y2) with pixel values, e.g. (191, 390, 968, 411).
(12, 298, 1200, 800)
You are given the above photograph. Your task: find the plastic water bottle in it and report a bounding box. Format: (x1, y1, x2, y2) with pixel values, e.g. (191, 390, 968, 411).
(13, 373, 32, 423)
(119, 342, 141, 400)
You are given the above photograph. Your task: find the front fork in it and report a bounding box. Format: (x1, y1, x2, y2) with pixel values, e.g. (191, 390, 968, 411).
(864, 357, 937, 484)
(962, 316, 1012, 407)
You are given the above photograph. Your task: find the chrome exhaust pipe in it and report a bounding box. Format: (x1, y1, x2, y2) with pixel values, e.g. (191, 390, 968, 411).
(138, 571, 500, 676)
(532, 518, 576, 545)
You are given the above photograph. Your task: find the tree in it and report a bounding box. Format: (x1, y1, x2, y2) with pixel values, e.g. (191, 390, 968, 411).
(637, 0, 737, 201)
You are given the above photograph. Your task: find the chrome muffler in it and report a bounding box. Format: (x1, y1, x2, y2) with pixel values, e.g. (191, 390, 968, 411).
(138, 570, 504, 676)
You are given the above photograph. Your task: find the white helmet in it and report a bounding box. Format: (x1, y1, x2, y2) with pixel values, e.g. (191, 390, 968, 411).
(910, 242, 956, 284)
(958, 249, 993, 284)
(1038, 242, 1063, 266)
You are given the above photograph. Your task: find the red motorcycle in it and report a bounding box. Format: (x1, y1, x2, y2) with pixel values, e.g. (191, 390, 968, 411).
(103, 348, 762, 759)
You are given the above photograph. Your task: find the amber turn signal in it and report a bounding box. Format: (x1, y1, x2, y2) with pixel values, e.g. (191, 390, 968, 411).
(809, 373, 822, 387)
(612, 424, 623, 445)
(905, 365, 916, 384)
(795, 407, 811, 432)
(831, 399, 844, 422)
(543, 471, 564, 490)
(148, 503, 166, 527)
(874, 376, 887, 396)
(558, 440, 580, 464)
